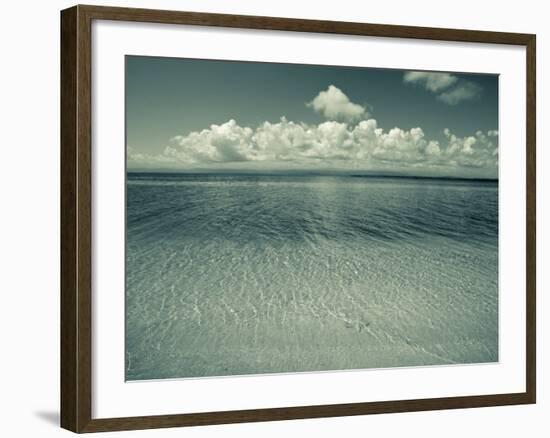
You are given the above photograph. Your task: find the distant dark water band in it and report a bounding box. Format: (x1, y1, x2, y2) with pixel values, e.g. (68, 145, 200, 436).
(126, 174, 498, 243)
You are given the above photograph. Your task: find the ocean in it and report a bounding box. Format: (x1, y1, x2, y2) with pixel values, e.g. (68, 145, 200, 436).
(125, 173, 499, 381)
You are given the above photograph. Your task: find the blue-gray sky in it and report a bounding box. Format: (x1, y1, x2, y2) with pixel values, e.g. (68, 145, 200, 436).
(126, 56, 498, 178)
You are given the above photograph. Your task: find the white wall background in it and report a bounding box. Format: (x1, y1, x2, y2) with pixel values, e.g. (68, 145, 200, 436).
(0, 0, 546, 436)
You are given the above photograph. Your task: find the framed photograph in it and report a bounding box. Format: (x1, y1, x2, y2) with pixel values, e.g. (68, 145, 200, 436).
(60, 4, 536, 433)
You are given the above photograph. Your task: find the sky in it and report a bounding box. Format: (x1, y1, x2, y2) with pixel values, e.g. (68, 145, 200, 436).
(126, 55, 499, 178)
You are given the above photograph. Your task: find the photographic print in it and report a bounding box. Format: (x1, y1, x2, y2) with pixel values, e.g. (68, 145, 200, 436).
(125, 56, 499, 381)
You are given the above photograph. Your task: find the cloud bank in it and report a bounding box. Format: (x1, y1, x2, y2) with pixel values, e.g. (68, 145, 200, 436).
(128, 85, 497, 177)
(403, 71, 482, 105)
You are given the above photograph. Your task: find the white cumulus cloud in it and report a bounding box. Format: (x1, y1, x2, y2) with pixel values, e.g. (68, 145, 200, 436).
(163, 120, 256, 163)
(306, 85, 367, 122)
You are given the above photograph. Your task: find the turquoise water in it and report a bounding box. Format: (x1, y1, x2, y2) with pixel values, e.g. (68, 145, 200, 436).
(126, 173, 498, 380)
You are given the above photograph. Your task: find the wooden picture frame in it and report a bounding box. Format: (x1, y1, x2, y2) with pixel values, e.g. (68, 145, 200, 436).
(61, 4, 536, 433)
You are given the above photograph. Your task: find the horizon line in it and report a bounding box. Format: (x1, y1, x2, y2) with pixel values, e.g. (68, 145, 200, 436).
(126, 169, 498, 182)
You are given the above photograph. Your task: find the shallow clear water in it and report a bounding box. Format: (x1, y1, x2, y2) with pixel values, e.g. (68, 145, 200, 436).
(126, 173, 498, 380)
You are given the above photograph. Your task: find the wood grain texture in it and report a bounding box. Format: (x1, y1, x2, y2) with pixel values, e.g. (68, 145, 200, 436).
(79, 4, 534, 44)
(525, 34, 536, 404)
(60, 4, 536, 433)
(60, 5, 78, 432)
(80, 393, 533, 433)
(61, 5, 93, 432)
